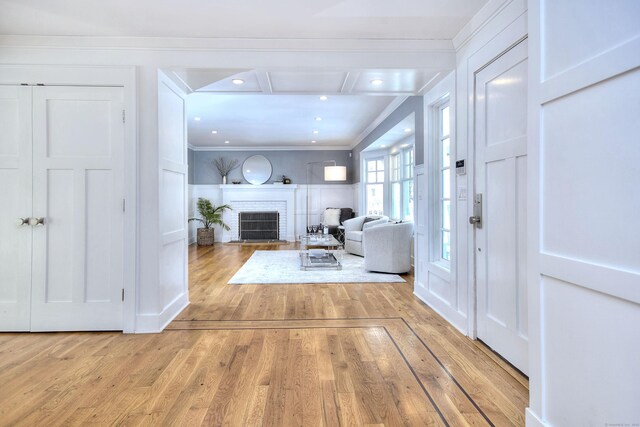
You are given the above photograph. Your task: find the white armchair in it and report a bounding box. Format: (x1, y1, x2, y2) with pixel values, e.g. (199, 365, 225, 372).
(363, 222, 413, 273)
(343, 215, 388, 256)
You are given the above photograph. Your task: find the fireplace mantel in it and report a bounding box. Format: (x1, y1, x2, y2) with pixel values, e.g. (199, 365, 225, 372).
(221, 184, 297, 242)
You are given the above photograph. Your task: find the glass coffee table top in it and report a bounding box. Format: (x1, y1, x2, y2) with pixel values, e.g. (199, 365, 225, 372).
(299, 234, 343, 270)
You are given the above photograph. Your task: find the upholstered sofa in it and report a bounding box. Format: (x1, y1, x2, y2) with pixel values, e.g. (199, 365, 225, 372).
(363, 221, 413, 274)
(342, 215, 389, 256)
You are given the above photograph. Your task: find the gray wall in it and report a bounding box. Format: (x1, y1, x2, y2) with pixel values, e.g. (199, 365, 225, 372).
(352, 96, 424, 183)
(187, 148, 195, 184)
(190, 150, 354, 185)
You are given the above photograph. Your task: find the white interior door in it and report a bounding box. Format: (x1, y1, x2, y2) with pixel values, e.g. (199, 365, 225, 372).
(474, 39, 529, 374)
(30, 86, 125, 331)
(0, 86, 33, 331)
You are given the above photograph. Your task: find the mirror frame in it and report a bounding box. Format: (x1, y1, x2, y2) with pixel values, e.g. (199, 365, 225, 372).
(242, 155, 273, 185)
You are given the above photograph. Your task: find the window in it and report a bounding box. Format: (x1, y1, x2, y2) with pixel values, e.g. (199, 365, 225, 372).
(401, 147, 414, 221)
(366, 158, 384, 215)
(436, 102, 451, 265)
(390, 153, 401, 220)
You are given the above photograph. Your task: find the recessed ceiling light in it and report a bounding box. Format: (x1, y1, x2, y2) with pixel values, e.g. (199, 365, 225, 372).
(211, 130, 218, 134)
(231, 79, 244, 85)
(371, 79, 384, 86)
(404, 128, 412, 133)
(380, 144, 386, 148)
(311, 140, 317, 143)
(401, 143, 409, 148)
(319, 95, 328, 101)
(313, 130, 319, 134)
(315, 117, 322, 121)
(224, 140, 230, 144)
(194, 117, 201, 121)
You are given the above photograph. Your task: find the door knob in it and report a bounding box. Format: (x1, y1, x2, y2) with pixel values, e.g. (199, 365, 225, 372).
(469, 216, 481, 225)
(16, 217, 31, 226)
(30, 217, 46, 226)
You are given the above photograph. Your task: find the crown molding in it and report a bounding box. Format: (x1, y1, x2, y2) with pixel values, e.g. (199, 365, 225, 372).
(188, 145, 352, 152)
(350, 95, 409, 150)
(0, 35, 455, 53)
(452, 0, 514, 51)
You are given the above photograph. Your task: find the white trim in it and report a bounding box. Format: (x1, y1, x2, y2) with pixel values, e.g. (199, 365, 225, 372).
(0, 35, 455, 53)
(350, 96, 410, 149)
(453, 0, 514, 50)
(0, 64, 138, 333)
(525, 408, 547, 427)
(189, 145, 352, 151)
(135, 292, 189, 334)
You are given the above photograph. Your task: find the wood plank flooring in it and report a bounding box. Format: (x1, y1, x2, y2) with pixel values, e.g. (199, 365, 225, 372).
(0, 243, 528, 426)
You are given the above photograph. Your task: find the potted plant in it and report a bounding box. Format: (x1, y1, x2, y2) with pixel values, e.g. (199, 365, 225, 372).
(213, 157, 239, 184)
(188, 198, 232, 246)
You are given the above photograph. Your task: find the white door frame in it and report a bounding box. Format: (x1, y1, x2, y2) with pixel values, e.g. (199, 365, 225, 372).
(0, 65, 138, 333)
(464, 16, 528, 339)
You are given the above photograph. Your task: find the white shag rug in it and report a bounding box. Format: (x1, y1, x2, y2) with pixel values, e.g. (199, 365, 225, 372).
(228, 250, 406, 284)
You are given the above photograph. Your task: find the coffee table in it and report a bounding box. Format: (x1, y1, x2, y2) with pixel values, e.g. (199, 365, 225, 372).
(299, 234, 344, 270)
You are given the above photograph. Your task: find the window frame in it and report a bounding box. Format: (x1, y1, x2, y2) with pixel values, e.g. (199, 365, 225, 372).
(364, 156, 385, 216)
(433, 99, 451, 269)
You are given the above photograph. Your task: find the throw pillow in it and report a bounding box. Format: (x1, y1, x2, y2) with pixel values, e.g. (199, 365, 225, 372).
(363, 217, 377, 226)
(324, 208, 341, 226)
(339, 208, 354, 224)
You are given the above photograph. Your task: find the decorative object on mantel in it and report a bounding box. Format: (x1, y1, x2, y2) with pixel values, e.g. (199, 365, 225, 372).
(282, 175, 292, 184)
(306, 160, 347, 230)
(242, 155, 272, 185)
(188, 197, 232, 246)
(231, 179, 242, 184)
(213, 157, 239, 185)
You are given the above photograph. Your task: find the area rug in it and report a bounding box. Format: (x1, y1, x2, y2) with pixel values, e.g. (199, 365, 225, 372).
(228, 250, 406, 284)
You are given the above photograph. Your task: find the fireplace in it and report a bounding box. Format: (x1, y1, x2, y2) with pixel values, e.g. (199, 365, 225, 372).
(238, 211, 279, 241)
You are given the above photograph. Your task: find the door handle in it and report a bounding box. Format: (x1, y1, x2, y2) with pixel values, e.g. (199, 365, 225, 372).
(30, 217, 46, 226)
(16, 217, 31, 226)
(470, 193, 482, 228)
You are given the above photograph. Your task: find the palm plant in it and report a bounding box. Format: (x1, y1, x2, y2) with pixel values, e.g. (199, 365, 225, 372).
(189, 198, 232, 230)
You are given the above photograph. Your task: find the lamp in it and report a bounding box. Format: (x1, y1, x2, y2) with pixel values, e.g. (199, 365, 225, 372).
(306, 160, 347, 230)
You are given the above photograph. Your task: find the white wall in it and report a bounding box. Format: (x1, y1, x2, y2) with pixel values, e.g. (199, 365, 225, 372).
(0, 32, 454, 332)
(414, 72, 465, 330)
(188, 184, 356, 243)
(413, 0, 529, 335)
(527, 1, 640, 425)
(136, 71, 189, 332)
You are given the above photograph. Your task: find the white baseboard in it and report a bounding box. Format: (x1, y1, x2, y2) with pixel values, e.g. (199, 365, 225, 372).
(526, 408, 547, 427)
(413, 284, 468, 335)
(135, 292, 189, 333)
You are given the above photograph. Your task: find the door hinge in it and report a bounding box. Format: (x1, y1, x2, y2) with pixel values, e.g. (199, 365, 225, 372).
(122, 109, 126, 123)
(122, 289, 125, 301)
(122, 198, 126, 212)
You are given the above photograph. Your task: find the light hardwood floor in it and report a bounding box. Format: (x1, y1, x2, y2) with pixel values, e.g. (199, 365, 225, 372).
(0, 243, 528, 426)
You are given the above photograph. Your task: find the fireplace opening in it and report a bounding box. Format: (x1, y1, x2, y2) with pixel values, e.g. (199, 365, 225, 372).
(238, 211, 280, 242)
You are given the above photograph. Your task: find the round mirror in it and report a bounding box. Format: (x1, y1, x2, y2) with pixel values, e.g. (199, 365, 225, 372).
(242, 155, 272, 185)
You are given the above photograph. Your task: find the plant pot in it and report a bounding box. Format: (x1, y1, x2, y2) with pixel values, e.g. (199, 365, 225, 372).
(197, 228, 215, 246)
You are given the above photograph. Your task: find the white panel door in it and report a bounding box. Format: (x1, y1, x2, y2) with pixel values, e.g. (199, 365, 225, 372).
(31, 86, 124, 331)
(0, 86, 32, 331)
(474, 39, 528, 374)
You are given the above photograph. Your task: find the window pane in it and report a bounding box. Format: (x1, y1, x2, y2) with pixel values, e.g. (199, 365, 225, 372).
(377, 171, 384, 183)
(442, 168, 450, 199)
(376, 160, 384, 171)
(442, 137, 450, 168)
(403, 180, 414, 221)
(443, 200, 451, 230)
(367, 160, 376, 172)
(366, 183, 384, 215)
(442, 106, 450, 136)
(391, 182, 401, 220)
(441, 231, 450, 261)
(368, 172, 376, 183)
